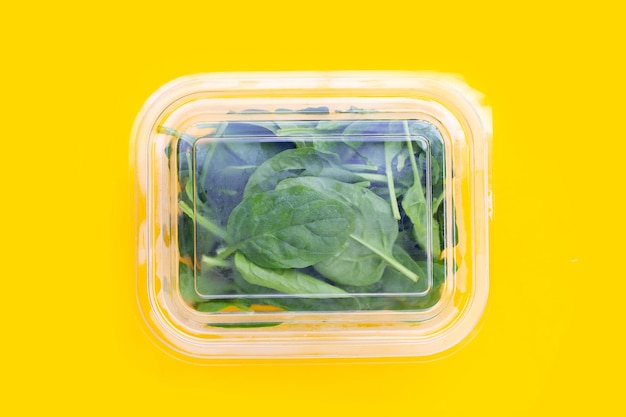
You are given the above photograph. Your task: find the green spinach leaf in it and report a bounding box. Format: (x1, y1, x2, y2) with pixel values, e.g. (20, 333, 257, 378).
(380, 246, 429, 293)
(402, 182, 442, 260)
(235, 253, 350, 297)
(276, 177, 419, 285)
(243, 148, 365, 197)
(227, 185, 356, 269)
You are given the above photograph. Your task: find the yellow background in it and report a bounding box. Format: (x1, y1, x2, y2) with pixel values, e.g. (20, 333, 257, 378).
(2, 1, 624, 415)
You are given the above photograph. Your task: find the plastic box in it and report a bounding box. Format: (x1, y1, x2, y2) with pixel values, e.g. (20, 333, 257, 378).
(131, 71, 491, 360)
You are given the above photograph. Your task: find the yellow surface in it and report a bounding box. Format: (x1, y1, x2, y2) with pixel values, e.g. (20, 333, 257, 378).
(1, 1, 624, 415)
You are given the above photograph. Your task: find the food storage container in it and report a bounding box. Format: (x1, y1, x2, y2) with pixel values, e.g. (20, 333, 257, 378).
(131, 71, 491, 360)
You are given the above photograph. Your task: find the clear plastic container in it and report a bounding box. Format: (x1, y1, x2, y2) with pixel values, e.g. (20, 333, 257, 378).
(131, 71, 491, 360)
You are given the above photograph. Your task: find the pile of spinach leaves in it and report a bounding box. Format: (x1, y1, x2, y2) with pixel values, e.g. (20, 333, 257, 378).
(163, 107, 453, 318)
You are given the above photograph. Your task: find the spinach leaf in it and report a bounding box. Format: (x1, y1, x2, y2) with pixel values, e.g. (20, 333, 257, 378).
(226, 185, 356, 269)
(231, 270, 360, 312)
(352, 261, 445, 311)
(383, 262, 446, 310)
(383, 260, 445, 293)
(380, 246, 429, 293)
(276, 177, 419, 285)
(234, 253, 351, 297)
(402, 183, 426, 246)
(243, 148, 365, 198)
(401, 129, 443, 260)
(402, 182, 442, 260)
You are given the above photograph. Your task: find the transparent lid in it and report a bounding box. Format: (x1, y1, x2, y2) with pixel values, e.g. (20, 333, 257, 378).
(131, 72, 491, 360)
